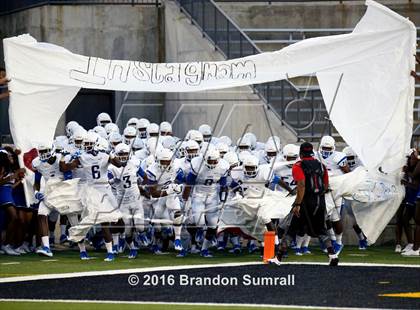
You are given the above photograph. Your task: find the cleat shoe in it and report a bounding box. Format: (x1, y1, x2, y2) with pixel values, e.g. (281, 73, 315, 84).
(229, 244, 242, 254)
(195, 230, 204, 244)
(112, 245, 118, 255)
(402, 243, 413, 253)
(104, 252, 115, 262)
(2, 245, 21, 256)
(401, 248, 420, 257)
(358, 239, 368, 250)
(152, 245, 163, 255)
(80, 251, 89, 260)
(301, 246, 311, 255)
(20, 243, 31, 253)
(200, 249, 213, 258)
(333, 242, 343, 255)
(176, 249, 187, 258)
(395, 244, 402, 253)
(290, 239, 297, 249)
(59, 234, 68, 244)
(217, 241, 226, 251)
(137, 233, 151, 247)
(329, 254, 339, 266)
(248, 243, 258, 254)
(268, 256, 282, 266)
(14, 246, 27, 255)
(190, 245, 201, 254)
(36, 246, 53, 257)
(174, 239, 183, 251)
(294, 247, 303, 256)
(319, 241, 328, 253)
(118, 238, 126, 254)
(128, 249, 138, 259)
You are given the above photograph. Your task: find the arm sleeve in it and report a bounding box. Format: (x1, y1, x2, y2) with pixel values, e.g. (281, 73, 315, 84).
(137, 166, 146, 178)
(186, 172, 197, 185)
(292, 164, 305, 182)
(175, 169, 185, 184)
(34, 171, 42, 183)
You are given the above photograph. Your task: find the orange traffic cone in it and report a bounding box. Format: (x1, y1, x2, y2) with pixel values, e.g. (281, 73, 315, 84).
(263, 231, 275, 263)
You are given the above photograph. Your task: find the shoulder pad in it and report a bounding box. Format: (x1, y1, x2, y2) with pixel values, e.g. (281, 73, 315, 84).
(190, 156, 204, 174)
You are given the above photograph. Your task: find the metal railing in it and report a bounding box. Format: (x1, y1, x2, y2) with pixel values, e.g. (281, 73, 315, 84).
(175, 0, 335, 141)
(0, 0, 160, 15)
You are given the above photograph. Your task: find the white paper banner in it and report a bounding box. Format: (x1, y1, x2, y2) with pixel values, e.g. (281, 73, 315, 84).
(2, 0, 416, 173)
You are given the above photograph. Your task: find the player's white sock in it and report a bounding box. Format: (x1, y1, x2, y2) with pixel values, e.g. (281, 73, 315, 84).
(112, 234, 119, 246)
(41, 236, 50, 248)
(231, 236, 240, 246)
(275, 235, 279, 246)
(296, 235, 305, 249)
(217, 233, 224, 242)
(60, 225, 66, 236)
(328, 228, 336, 241)
(173, 225, 182, 240)
(336, 233, 343, 245)
(202, 239, 212, 251)
(78, 242, 86, 253)
(303, 234, 311, 248)
(105, 242, 113, 254)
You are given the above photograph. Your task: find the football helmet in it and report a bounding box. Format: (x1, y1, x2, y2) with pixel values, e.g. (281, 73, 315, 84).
(123, 126, 137, 146)
(92, 126, 107, 139)
(132, 137, 144, 152)
(224, 151, 240, 169)
(54, 136, 68, 154)
(218, 136, 232, 147)
(95, 137, 109, 153)
(65, 121, 79, 138)
(185, 140, 200, 161)
(216, 142, 229, 158)
(205, 148, 220, 170)
(114, 143, 130, 164)
(282, 144, 299, 161)
(343, 146, 357, 168)
(160, 121, 172, 136)
(137, 118, 150, 139)
(319, 136, 336, 159)
(97, 112, 112, 127)
(237, 136, 252, 152)
(126, 117, 138, 128)
(156, 148, 173, 171)
(72, 129, 87, 150)
(104, 123, 120, 136)
(147, 123, 159, 137)
(189, 130, 204, 145)
(243, 133, 257, 150)
(265, 141, 279, 161)
(243, 155, 259, 178)
(198, 124, 212, 142)
(82, 132, 98, 153)
(109, 132, 123, 149)
(37, 143, 54, 162)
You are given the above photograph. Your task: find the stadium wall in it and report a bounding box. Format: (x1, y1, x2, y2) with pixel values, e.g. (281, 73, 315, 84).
(0, 4, 161, 135)
(164, 0, 297, 143)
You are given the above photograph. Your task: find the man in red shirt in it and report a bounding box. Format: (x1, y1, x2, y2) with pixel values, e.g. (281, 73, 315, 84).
(291, 142, 338, 266)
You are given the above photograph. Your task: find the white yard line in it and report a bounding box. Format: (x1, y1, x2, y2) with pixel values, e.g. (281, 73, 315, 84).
(0, 262, 20, 265)
(0, 298, 385, 310)
(0, 261, 419, 283)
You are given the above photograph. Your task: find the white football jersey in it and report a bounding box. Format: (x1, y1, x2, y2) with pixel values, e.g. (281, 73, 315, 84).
(174, 157, 191, 178)
(189, 156, 229, 196)
(108, 159, 142, 204)
(32, 154, 63, 182)
(64, 152, 86, 183)
(230, 164, 274, 198)
(316, 151, 347, 177)
(275, 164, 296, 191)
(78, 152, 110, 185)
(146, 162, 179, 190)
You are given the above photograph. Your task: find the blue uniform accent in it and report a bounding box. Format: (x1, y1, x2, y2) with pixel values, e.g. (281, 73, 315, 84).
(12, 183, 26, 207)
(336, 156, 347, 166)
(137, 166, 146, 178)
(186, 172, 197, 185)
(219, 176, 227, 187)
(269, 175, 281, 190)
(34, 171, 42, 183)
(63, 171, 73, 180)
(175, 169, 184, 183)
(0, 184, 14, 207)
(107, 171, 114, 180)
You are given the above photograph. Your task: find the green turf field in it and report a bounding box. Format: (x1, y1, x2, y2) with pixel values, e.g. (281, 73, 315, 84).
(0, 245, 419, 278)
(0, 301, 306, 310)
